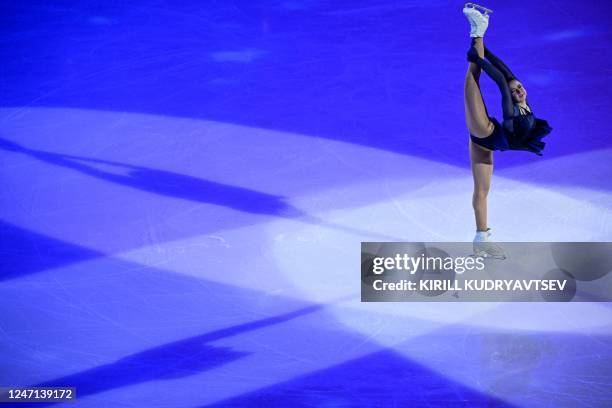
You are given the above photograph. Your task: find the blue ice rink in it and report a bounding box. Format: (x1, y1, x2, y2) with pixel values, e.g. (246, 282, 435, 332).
(1, 1, 611, 406)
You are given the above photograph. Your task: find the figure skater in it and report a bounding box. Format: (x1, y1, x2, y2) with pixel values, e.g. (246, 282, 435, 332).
(462, 3, 552, 257)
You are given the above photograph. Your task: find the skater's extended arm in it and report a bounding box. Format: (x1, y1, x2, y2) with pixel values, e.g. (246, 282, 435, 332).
(468, 47, 515, 121)
(484, 47, 516, 81)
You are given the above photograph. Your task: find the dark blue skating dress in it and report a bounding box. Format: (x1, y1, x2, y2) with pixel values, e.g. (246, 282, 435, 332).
(470, 104, 552, 156)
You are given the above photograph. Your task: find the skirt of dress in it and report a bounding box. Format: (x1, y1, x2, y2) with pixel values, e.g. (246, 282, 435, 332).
(470, 117, 552, 156)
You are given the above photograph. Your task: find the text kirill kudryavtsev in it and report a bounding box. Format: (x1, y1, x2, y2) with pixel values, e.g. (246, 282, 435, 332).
(372, 279, 568, 292)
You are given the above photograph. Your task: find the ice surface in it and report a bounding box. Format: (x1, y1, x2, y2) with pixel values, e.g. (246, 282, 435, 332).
(1, 1, 612, 407)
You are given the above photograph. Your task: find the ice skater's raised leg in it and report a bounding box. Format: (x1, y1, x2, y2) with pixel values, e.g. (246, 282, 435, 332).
(464, 38, 494, 139)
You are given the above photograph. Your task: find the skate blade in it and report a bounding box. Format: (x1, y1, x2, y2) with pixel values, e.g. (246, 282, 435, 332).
(464, 3, 493, 14)
(471, 249, 506, 260)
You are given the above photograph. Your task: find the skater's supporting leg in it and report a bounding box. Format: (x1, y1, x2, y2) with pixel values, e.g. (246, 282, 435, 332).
(464, 38, 494, 138)
(470, 139, 492, 231)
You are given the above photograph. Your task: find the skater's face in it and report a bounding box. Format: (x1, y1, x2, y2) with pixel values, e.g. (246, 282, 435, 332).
(509, 79, 527, 103)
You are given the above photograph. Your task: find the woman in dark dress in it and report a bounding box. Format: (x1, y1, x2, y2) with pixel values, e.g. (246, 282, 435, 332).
(462, 3, 552, 256)
(466, 47, 552, 157)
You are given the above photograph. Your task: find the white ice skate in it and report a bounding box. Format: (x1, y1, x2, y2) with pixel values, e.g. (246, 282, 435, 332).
(472, 228, 506, 260)
(463, 3, 491, 38)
